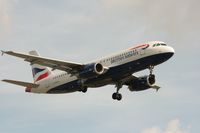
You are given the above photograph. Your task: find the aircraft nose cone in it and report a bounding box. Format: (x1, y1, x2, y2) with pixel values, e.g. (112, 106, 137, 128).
(165, 46, 175, 59)
(169, 46, 175, 54)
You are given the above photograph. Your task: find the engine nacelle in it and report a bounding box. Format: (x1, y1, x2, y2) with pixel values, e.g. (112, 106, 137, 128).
(128, 75, 156, 91)
(79, 63, 105, 79)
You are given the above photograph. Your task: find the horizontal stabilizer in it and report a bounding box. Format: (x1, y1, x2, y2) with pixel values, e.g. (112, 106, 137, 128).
(2, 79, 39, 88)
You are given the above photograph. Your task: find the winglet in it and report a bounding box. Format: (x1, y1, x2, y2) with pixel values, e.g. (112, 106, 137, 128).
(151, 85, 161, 92)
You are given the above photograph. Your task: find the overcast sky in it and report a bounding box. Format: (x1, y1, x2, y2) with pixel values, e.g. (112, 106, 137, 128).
(0, 0, 199, 133)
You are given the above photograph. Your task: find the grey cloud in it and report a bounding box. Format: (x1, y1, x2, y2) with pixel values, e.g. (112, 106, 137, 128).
(142, 119, 190, 133)
(0, 0, 12, 41)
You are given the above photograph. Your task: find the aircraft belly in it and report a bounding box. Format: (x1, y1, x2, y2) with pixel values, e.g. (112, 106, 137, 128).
(47, 80, 82, 94)
(85, 78, 113, 87)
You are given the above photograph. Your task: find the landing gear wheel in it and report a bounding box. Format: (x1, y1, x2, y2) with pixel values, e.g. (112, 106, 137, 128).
(117, 93, 122, 101)
(112, 82, 123, 101)
(81, 87, 88, 93)
(112, 93, 122, 101)
(112, 93, 117, 100)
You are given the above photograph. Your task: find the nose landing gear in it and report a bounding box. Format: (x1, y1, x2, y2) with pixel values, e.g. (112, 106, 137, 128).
(148, 65, 156, 84)
(149, 65, 154, 76)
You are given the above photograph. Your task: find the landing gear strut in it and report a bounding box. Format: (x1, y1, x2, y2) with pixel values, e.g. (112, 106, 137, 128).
(148, 65, 156, 85)
(112, 83, 122, 101)
(149, 65, 154, 76)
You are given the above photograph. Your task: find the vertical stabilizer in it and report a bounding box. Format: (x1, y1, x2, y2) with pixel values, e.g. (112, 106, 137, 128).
(29, 50, 52, 83)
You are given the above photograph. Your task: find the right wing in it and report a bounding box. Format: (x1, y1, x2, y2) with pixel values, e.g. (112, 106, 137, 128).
(118, 75, 161, 91)
(2, 51, 84, 73)
(2, 79, 39, 88)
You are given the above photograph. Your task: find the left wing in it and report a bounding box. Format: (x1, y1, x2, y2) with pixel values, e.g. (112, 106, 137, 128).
(2, 51, 84, 73)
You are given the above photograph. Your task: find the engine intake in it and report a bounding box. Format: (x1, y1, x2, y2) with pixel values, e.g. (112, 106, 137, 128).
(128, 75, 156, 91)
(79, 63, 105, 79)
(148, 74, 156, 85)
(95, 63, 104, 74)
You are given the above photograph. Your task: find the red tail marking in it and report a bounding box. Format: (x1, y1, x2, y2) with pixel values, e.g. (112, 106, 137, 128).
(129, 44, 149, 50)
(35, 72, 49, 82)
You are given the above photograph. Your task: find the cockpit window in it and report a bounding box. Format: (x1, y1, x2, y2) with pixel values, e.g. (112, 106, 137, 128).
(153, 43, 167, 47)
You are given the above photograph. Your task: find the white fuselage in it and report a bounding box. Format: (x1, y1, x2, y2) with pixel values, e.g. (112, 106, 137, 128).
(31, 41, 174, 94)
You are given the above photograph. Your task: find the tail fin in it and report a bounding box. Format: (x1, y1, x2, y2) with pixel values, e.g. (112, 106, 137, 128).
(29, 50, 52, 83)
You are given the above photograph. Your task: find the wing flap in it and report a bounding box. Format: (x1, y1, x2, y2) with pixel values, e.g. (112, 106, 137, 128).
(2, 79, 39, 88)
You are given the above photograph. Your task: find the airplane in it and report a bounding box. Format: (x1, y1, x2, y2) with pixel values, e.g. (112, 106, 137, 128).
(1, 41, 174, 101)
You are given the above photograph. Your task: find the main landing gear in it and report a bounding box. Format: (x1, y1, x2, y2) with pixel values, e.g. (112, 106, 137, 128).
(79, 87, 88, 93)
(112, 83, 123, 101)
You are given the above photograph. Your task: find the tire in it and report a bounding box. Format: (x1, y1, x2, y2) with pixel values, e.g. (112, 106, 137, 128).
(82, 87, 87, 93)
(112, 93, 117, 100)
(117, 93, 122, 101)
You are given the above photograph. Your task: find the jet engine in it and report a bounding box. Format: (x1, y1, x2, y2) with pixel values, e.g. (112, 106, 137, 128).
(128, 75, 156, 91)
(79, 63, 106, 79)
